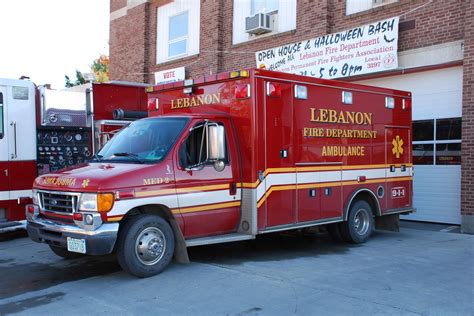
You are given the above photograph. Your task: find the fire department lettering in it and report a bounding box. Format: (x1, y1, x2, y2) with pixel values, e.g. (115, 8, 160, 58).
(143, 177, 170, 185)
(310, 108, 373, 125)
(322, 146, 365, 157)
(40, 177, 76, 187)
(171, 93, 221, 109)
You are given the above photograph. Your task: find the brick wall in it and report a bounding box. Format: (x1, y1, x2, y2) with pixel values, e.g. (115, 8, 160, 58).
(109, 3, 149, 83)
(461, 0, 473, 231)
(110, 0, 466, 82)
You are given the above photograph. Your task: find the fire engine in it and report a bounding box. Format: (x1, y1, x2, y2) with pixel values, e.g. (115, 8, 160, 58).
(0, 78, 147, 232)
(26, 69, 414, 277)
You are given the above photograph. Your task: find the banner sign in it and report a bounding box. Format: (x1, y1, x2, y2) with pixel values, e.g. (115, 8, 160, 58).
(255, 17, 399, 79)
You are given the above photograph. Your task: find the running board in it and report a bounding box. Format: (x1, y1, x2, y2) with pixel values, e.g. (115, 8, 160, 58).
(0, 220, 26, 233)
(186, 233, 255, 247)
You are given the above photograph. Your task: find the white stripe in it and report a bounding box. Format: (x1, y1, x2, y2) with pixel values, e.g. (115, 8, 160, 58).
(0, 189, 32, 201)
(177, 189, 241, 208)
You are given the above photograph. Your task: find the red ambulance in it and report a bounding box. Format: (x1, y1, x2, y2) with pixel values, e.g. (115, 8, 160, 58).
(26, 69, 414, 277)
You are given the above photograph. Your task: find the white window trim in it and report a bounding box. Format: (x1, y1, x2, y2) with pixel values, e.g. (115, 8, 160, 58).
(346, 0, 399, 15)
(156, 1, 200, 64)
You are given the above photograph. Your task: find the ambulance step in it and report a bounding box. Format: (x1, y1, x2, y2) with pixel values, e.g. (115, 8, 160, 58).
(186, 233, 255, 247)
(0, 220, 26, 233)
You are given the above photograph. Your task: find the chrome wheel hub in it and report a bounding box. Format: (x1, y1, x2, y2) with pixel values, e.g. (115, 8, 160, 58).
(135, 227, 166, 265)
(354, 209, 370, 236)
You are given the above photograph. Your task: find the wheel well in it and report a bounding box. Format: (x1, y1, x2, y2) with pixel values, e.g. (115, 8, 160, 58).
(118, 204, 189, 263)
(344, 189, 381, 220)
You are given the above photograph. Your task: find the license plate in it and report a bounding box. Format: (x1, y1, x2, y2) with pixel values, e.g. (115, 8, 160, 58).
(67, 237, 86, 254)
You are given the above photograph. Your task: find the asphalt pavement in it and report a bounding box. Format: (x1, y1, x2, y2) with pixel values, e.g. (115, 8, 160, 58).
(0, 222, 472, 315)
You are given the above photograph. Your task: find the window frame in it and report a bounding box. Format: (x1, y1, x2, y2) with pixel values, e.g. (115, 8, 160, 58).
(412, 117, 462, 166)
(167, 11, 189, 59)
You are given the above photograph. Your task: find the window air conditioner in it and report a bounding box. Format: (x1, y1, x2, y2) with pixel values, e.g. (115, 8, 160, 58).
(245, 13, 273, 35)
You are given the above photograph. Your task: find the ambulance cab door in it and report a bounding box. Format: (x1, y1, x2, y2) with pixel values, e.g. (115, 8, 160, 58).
(0, 87, 10, 219)
(264, 81, 295, 227)
(385, 127, 411, 212)
(175, 119, 241, 239)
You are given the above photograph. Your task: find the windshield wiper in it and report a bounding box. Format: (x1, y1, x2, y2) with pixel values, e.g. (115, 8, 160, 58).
(91, 154, 103, 162)
(112, 152, 144, 164)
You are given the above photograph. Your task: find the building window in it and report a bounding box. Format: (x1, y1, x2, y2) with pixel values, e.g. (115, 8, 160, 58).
(251, 0, 279, 14)
(168, 12, 188, 58)
(412, 118, 461, 165)
(232, 0, 296, 45)
(346, 0, 399, 15)
(156, 1, 200, 64)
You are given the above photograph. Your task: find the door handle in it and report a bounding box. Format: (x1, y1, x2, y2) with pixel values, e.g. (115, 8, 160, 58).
(10, 121, 17, 159)
(229, 182, 237, 196)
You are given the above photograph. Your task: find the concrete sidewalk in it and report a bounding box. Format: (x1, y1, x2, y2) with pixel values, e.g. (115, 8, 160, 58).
(0, 225, 472, 315)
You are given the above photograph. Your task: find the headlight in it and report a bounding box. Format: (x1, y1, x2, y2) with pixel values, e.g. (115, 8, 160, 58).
(32, 189, 39, 205)
(79, 193, 98, 211)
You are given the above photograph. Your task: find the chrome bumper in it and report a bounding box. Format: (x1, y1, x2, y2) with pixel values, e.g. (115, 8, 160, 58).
(27, 216, 119, 255)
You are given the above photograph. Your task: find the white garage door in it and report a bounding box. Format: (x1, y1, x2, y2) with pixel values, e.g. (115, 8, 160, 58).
(356, 67, 463, 224)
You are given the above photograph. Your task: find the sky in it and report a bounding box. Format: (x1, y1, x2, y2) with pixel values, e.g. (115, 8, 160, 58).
(0, 0, 109, 89)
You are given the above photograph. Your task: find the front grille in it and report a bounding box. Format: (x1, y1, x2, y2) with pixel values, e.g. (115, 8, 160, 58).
(39, 191, 78, 214)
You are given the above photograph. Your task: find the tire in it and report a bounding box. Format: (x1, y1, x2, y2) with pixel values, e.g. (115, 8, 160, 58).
(326, 223, 344, 242)
(49, 245, 84, 259)
(116, 214, 175, 278)
(340, 200, 374, 244)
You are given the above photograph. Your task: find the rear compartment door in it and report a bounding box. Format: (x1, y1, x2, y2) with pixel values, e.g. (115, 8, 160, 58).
(264, 81, 296, 227)
(385, 127, 412, 211)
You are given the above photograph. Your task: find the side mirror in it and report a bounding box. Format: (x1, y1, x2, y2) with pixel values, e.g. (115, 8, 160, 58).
(207, 125, 226, 161)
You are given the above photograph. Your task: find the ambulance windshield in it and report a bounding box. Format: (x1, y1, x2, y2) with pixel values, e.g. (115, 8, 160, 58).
(96, 117, 188, 163)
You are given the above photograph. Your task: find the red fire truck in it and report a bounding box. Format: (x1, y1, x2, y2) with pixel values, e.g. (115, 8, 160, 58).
(26, 69, 413, 277)
(0, 78, 147, 232)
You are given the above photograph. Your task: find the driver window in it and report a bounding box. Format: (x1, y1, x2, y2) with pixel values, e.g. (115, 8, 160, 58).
(179, 122, 229, 168)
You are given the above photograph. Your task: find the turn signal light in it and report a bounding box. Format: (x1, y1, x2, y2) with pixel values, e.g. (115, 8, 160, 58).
(97, 193, 114, 213)
(27, 205, 36, 214)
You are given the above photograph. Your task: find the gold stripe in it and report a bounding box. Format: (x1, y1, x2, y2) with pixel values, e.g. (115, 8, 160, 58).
(177, 201, 241, 214)
(107, 216, 124, 222)
(257, 176, 413, 208)
(134, 183, 230, 198)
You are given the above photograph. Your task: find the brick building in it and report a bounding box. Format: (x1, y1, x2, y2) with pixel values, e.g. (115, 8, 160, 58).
(109, 0, 473, 233)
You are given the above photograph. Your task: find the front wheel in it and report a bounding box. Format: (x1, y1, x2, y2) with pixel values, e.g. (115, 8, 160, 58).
(340, 200, 374, 244)
(117, 214, 175, 278)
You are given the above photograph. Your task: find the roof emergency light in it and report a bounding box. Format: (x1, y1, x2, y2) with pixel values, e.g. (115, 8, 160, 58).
(294, 85, 307, 99)
(266, 82, 281, 98)
(385, 97, 395, 109)
(235, 84, 250, 99)
(342, 91, 353, 104)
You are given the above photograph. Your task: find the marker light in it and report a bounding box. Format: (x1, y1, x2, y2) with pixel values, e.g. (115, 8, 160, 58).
(235, 84, 250, 99)
(402, 99, 411, 110)
(73, 213, 83, 221)
(294, 85, 308, 99)
(266, 82, 281, 98)
(97, 193, 114, 213)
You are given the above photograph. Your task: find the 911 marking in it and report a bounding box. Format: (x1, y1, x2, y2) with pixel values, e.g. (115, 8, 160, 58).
(391, 187, 406, 199)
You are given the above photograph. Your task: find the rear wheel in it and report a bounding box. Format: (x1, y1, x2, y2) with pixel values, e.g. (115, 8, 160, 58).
(117, 214, 175, 278)
(340, 200, 374, 244)
(49, 245, 84, 259)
